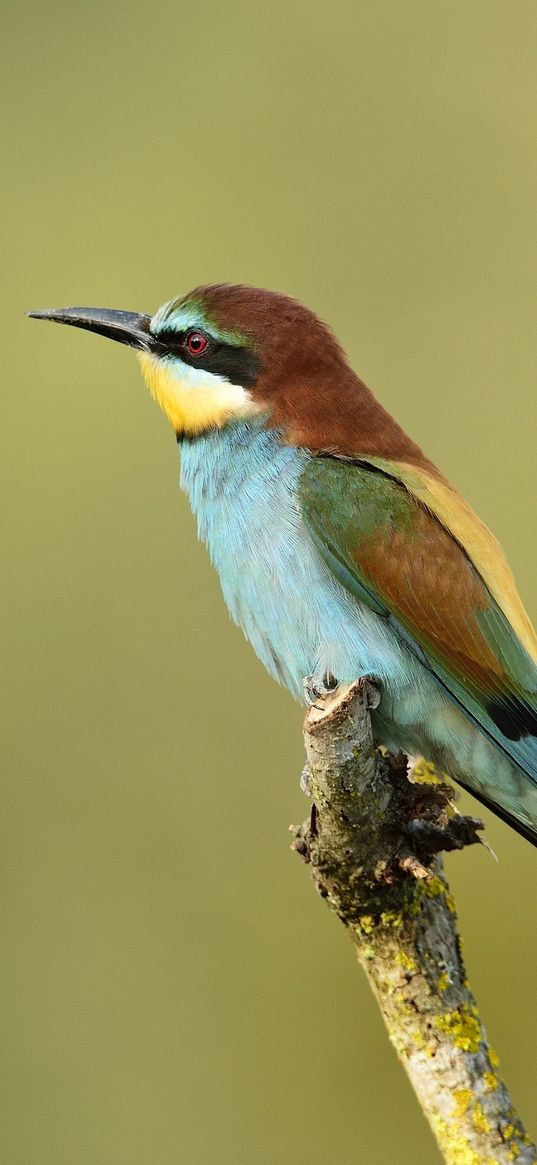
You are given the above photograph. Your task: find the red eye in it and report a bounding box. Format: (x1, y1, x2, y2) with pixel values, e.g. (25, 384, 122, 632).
(186, 331, 208, 356)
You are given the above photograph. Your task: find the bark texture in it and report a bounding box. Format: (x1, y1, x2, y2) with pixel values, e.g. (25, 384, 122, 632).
(293, 679, 536, 1165)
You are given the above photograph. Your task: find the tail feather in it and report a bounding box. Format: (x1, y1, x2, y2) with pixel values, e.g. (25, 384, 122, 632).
(456, 771, 537, 848)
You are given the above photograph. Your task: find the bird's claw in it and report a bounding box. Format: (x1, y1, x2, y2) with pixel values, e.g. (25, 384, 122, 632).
(303, 670, 340, 708)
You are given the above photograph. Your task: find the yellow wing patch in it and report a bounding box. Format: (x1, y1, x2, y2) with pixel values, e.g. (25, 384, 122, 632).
(137, 352, 262, 437)
(367, 458, 537, 666)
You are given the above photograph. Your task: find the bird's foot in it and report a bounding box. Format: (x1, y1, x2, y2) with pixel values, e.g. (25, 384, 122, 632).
(303, 670, 339, 710)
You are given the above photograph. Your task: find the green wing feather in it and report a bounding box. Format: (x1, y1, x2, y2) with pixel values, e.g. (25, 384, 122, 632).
(298, 456, 537, 788)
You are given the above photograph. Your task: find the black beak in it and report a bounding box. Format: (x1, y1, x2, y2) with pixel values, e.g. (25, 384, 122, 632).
(27, 306, 153, 351)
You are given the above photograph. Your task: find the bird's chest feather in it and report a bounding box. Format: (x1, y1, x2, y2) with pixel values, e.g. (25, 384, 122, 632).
(179, 423, 410, 700)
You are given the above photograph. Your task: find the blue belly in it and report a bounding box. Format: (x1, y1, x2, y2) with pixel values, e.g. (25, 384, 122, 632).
(179, 421, 419, 702)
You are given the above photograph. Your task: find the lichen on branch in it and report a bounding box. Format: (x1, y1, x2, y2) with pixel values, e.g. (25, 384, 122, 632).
(293, 679, 536, 1165)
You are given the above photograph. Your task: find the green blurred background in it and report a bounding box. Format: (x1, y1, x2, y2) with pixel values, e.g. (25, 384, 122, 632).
(3, 2, 537, 1161)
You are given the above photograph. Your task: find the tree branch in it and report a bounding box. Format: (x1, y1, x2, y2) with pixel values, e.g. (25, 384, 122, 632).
(293, 679, 536, 1165)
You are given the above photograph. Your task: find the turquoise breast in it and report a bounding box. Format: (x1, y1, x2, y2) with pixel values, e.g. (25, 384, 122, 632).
(178, 421, 416, 702)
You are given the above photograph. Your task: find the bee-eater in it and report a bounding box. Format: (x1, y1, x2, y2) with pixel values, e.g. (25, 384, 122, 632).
(29, 286, 537, 845)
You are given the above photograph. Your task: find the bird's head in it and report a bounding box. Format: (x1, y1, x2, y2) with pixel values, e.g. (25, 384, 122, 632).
(29, 283, 427, 463)
(137, 282, 350, 439)
(29, 284, 350, 441)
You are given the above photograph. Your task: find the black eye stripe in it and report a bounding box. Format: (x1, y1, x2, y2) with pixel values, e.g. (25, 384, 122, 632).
(152, 327, 191, 353)
(150, 328, 262, 388)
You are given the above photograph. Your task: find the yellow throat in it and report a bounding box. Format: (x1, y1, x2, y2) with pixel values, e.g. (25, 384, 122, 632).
(138, 352, 261, 436)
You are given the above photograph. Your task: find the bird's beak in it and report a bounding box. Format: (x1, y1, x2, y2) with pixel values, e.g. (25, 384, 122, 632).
(27, 306, 153, 352)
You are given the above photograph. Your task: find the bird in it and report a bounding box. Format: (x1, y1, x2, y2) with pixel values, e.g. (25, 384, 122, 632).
(29, 285, 537, 845)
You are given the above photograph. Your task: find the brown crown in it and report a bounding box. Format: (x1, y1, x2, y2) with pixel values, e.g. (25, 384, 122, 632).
(190, 283, 438, 472)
